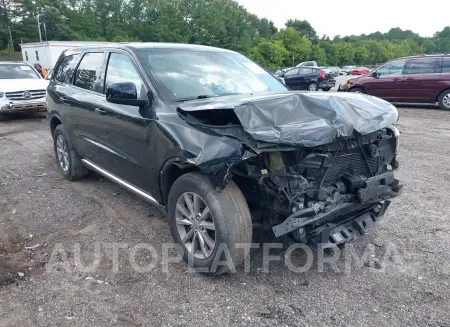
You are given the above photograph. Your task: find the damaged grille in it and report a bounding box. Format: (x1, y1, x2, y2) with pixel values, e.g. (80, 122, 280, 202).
(317, 152, 379, 185)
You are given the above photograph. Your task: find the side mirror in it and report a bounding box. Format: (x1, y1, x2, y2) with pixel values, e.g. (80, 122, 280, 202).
(370, 71, 379, 78)
(106, 82, 148, 107)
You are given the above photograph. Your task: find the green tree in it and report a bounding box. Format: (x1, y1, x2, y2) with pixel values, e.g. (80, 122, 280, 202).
(277, 27, 312, 66)
(285, 19, 318, 41)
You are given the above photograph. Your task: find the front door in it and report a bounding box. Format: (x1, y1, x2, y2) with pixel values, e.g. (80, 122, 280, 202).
(363, 59, 407, 101)
(91, 51, 157, 193)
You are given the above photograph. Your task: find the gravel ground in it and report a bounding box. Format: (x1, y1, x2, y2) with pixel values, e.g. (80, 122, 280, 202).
(1, 108, 450, 327)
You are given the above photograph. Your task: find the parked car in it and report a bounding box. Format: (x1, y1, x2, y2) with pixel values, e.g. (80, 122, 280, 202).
(274, 60, 319, 76)
(281, 67, 335, 91)
(341, 65, 356, 75)
(296, 60, 318, 67)
(328, 66, 340, 76)
(341, 54, 450, 109)
(0, 61, 49, 114)
(322, 68, 337, 79)
(351, 67, 370, 75)
(47, 43, 401, 274)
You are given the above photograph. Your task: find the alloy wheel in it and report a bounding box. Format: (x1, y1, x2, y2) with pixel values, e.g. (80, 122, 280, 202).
(308, 83, 317, 91)
(443, 93, 450, 108)
(175, 192, 216, 259)
(56, 134, 69, 172)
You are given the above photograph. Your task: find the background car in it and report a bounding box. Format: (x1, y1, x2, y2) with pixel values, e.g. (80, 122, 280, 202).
(0, 61, 49, 115)
(281, 67, 335, 91)
(274, 60, 319, 76)
(342, 54, 450, 109)
(351, 67, 370, 75)
(341, 65, 356, 75)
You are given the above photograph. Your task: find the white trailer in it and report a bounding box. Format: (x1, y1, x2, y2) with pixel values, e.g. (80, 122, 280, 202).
(20, 41, 112, 70)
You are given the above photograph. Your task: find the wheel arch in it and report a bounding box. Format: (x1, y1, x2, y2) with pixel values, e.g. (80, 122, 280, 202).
(436, 87, 450, 102)
(49, 114, 63, 137)
(159, 160, 200, 206)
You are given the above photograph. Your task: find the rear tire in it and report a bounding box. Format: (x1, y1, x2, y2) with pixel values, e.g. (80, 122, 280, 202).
(167, 172, 252, 275)
(53, 125, 88, 181)
(438, 90, 450, 110)
(350, 87, 365, 94)
(308, 82, 318, 91)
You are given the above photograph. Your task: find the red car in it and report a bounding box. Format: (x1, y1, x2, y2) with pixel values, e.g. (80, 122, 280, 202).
(351, 67, 370, 75)
(342, 54, 450, 110)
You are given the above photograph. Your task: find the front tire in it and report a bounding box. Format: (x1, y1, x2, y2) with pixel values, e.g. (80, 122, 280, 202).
(53, 125, 88, 180)
(167, 172, 252, 275)
(350, 87, 365, 94)
(438, 90, 450, 110)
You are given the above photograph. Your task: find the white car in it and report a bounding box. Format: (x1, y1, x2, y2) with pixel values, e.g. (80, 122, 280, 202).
(0, 62, 49, 114)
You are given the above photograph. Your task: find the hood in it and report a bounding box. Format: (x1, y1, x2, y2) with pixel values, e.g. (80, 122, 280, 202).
(178, 92, 398, 147)
(0, 79, 49, 92)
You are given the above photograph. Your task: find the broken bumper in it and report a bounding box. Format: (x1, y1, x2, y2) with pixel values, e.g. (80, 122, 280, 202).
(0, 99, 47, 113)
(272, 172, 401, 239)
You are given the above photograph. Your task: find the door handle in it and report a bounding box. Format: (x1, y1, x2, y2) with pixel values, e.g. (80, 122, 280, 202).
(94, 108, 107, 115)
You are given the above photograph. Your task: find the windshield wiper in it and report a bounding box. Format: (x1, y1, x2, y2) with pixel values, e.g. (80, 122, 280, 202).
(175, 95, 216, 102)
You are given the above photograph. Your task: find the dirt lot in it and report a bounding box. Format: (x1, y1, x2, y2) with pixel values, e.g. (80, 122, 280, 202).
(1, 108, 450, 327)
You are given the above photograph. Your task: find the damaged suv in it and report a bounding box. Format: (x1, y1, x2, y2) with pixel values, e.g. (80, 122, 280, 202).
(47, 43, 401, 274)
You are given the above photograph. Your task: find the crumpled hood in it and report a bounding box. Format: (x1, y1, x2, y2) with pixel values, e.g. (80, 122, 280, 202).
(0, 79, 49, 92)
(178, 92, 398, 147)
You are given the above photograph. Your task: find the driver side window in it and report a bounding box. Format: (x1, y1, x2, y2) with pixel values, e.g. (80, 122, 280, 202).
(104, 53, 144, 97)
(376, 59, 407, 77)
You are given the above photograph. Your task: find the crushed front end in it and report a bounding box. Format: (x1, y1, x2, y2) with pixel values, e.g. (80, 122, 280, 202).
(177, 92, 402, 245)
(231, 126, 401, 245)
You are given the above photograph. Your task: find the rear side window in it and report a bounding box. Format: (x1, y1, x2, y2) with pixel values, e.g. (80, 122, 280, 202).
(443, 57, 450, 73)
(54, 55, 78, 83)
(284, 69, 298, 77)
(74, 52, 105, 92)
(406, 57, 441, 74)
(299, 68, 313, 74)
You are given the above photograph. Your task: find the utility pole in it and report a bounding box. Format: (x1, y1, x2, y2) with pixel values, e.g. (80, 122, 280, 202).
(7, 26, 14, 51)
(36, 11, 42, 42)
(43, 23, 48, 41)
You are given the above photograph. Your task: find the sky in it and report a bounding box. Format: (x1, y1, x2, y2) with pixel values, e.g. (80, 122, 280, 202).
(236, 0, 448, 38)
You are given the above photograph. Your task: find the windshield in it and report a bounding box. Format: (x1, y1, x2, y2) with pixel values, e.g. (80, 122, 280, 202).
(0, 64, 40, 79)
(139, 50, 287, 101)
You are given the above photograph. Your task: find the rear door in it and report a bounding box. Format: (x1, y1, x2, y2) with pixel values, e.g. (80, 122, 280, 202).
(283, 68, 300, 90)
(66, 51, 107, 160)
(400, 57, 442, 102)
(363, 59, 407, 101)
(298, 68, 314, 89)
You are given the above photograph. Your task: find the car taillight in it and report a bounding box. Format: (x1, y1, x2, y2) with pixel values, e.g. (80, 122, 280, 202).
(319, 70, 326, 79)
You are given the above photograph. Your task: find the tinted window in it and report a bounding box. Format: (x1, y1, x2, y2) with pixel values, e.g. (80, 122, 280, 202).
(104, 53, 143, 97)
(406, 58, 441, 74)
(74, 52, 104, 92)
(299, 68, 313, 74)
(442, 57, 450, 73)
(376, 59, 406, 76)
(284, 69, 299, 77)
(54, 55, 78, 83)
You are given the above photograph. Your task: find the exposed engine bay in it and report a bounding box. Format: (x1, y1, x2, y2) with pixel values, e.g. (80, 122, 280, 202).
(177, 92, 402, 244)
(232, 127, 401, 243)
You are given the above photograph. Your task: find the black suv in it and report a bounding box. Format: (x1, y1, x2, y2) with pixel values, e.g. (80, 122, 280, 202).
(47, 43, 401, 274)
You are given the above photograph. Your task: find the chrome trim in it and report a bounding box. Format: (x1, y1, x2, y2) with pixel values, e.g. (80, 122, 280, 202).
(84, 137, 127, 159)
(81, 159, 166, 211)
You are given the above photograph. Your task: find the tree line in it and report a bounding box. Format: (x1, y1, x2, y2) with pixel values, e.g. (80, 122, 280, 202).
(1, 0, 449, 68)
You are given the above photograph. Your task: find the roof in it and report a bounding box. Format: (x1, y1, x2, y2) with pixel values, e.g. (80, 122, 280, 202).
(21, 41, 235, 53)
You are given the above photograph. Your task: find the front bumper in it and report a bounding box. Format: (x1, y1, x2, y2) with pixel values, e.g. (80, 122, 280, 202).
(272, 172, 402, 240)
(0, 99, 46, 113)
